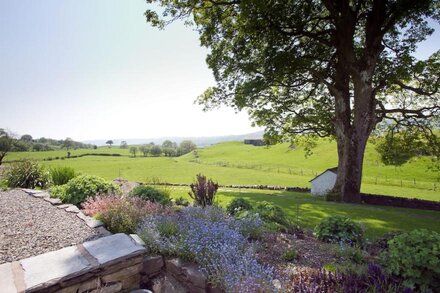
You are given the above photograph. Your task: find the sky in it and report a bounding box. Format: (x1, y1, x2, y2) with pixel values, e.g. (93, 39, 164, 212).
(0, 1, 439, 141)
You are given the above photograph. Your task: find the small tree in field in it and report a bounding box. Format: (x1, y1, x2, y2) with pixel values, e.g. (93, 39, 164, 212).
(180, 140, 196, 154)
(106, 140, 113, 148)
(150, 145, 162, 157)
(120, 141, 128, 149)
(188, 174, 219, 207)
(63, 137, 74, 151)
(0, 129, 12, 166)
(138, 145, 149, 157)
(129, 146, 138, 157)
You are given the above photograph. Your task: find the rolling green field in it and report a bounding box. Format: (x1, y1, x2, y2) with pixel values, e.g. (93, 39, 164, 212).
(4, 140, 440, 201)
(168, 187, 440, 239)
(3, 141, 440, 239)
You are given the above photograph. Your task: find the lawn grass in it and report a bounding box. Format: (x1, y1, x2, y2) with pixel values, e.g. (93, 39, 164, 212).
(169, 187, 440, 240)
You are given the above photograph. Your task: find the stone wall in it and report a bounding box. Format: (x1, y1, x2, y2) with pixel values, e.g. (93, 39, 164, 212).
(0, 234, 147, 293)
(140, 256, 221, 293)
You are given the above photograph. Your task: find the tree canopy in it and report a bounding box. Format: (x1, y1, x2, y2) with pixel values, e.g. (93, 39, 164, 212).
(146, 0, 439, 202)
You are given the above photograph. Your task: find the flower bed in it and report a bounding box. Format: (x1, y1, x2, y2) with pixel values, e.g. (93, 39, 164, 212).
(137, 206, 274, 292)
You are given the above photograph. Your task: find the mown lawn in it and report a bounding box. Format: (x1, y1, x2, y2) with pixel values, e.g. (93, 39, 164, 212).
(168, 187, 440, 240)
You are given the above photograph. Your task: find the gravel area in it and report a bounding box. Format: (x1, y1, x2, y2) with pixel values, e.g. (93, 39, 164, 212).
(0, 189, 102, 264)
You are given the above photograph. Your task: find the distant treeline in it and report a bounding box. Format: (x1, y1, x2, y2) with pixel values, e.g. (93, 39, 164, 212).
(5, 134, 96, 152)
(122, 139, 197, 157)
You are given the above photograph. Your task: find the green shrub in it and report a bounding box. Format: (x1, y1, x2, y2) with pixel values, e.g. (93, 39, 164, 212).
(226, 198, 253, 216)
(383, 229, 440, 291)
(255, 201, 291, 232)
(175, 196, 190, 206)
(282, 247, 297, 261)
(50, 174, 120, 205)
(129, 185, 170, 204)
(314, 215, 363, 245)
(50, 166, 76, 186)
(4, 160, 50, 189)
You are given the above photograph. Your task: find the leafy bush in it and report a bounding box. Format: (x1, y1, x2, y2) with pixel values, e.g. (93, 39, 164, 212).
(4, 160, 50, 189)
(255, 201, 291, 232)
(50, 166, 76, 186)
(226, 197, 253, 216)
(282, 248, 297, 261)
(137, 206, 272, 291)
(314, 215, 364, 245)
(175, 196, 190, 206)
(129, 185, 170, 204)
(188, 173, 218, 207)
(383, 229, 440, 291)
(82, 195, 172, 234)
(234, 211, 265, 239)
(50, 174, 120, 205)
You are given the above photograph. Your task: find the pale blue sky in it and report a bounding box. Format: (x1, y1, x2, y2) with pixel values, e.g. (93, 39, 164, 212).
(0, 1, 438, 141)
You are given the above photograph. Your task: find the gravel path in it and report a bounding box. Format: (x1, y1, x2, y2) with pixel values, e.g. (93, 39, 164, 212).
(0, 189, 102, 264)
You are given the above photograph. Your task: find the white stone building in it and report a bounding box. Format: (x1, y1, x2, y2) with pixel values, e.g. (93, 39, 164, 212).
(310, 167, 338, 196)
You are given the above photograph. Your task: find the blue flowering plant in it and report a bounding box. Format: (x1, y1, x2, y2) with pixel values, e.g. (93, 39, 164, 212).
(137, 206, 273, 291)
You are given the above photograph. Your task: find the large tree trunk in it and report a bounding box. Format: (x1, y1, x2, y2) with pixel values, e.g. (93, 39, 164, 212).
(339, 131, 369, 202)
(333, 70, 377, 202)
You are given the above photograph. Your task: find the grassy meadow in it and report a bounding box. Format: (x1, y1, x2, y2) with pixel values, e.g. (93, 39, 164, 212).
(3, 140, 440, 239)
(5, 140, 438, 201)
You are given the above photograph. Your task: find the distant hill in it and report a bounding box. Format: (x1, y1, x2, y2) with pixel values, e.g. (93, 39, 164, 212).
(83, 130, 264, 147)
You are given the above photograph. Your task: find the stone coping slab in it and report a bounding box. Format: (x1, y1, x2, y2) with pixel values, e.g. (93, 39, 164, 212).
(0, 234, 147, 293)
(83, 233, 146, 266)
(21, 246, 91, 290)
(0, 262, 16, 293)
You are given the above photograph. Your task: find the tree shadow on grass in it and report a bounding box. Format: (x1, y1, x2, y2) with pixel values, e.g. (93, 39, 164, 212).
(217, 190, 440, 239)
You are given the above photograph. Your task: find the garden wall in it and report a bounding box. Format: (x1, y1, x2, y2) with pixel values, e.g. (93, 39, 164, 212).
(0, 234, 147, 293)
(141, 255, 221, 293)
(360, 193, 440, 211)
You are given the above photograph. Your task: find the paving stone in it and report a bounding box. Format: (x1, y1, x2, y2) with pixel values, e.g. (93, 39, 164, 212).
(0, 262, 17, 293)
(57, 204, 72, 209)
(95, 226, 112, 236)
(20, 246, 91, 290)
(130, 234, 146, 246)
(65, 205, 80, 213)
(44, 197, 62, 205)
(86, 218, 104, 228)
(77, 211, 91, 221)
(33, 192, 50, 198)
(22, 189, 44, 194)
(83, 234, 147, 265)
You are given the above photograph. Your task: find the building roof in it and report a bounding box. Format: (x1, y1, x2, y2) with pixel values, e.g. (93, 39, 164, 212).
(309, 167, 338, 182)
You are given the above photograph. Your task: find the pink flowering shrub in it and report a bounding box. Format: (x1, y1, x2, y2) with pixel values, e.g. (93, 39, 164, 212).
(82, 195, 172, 234)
